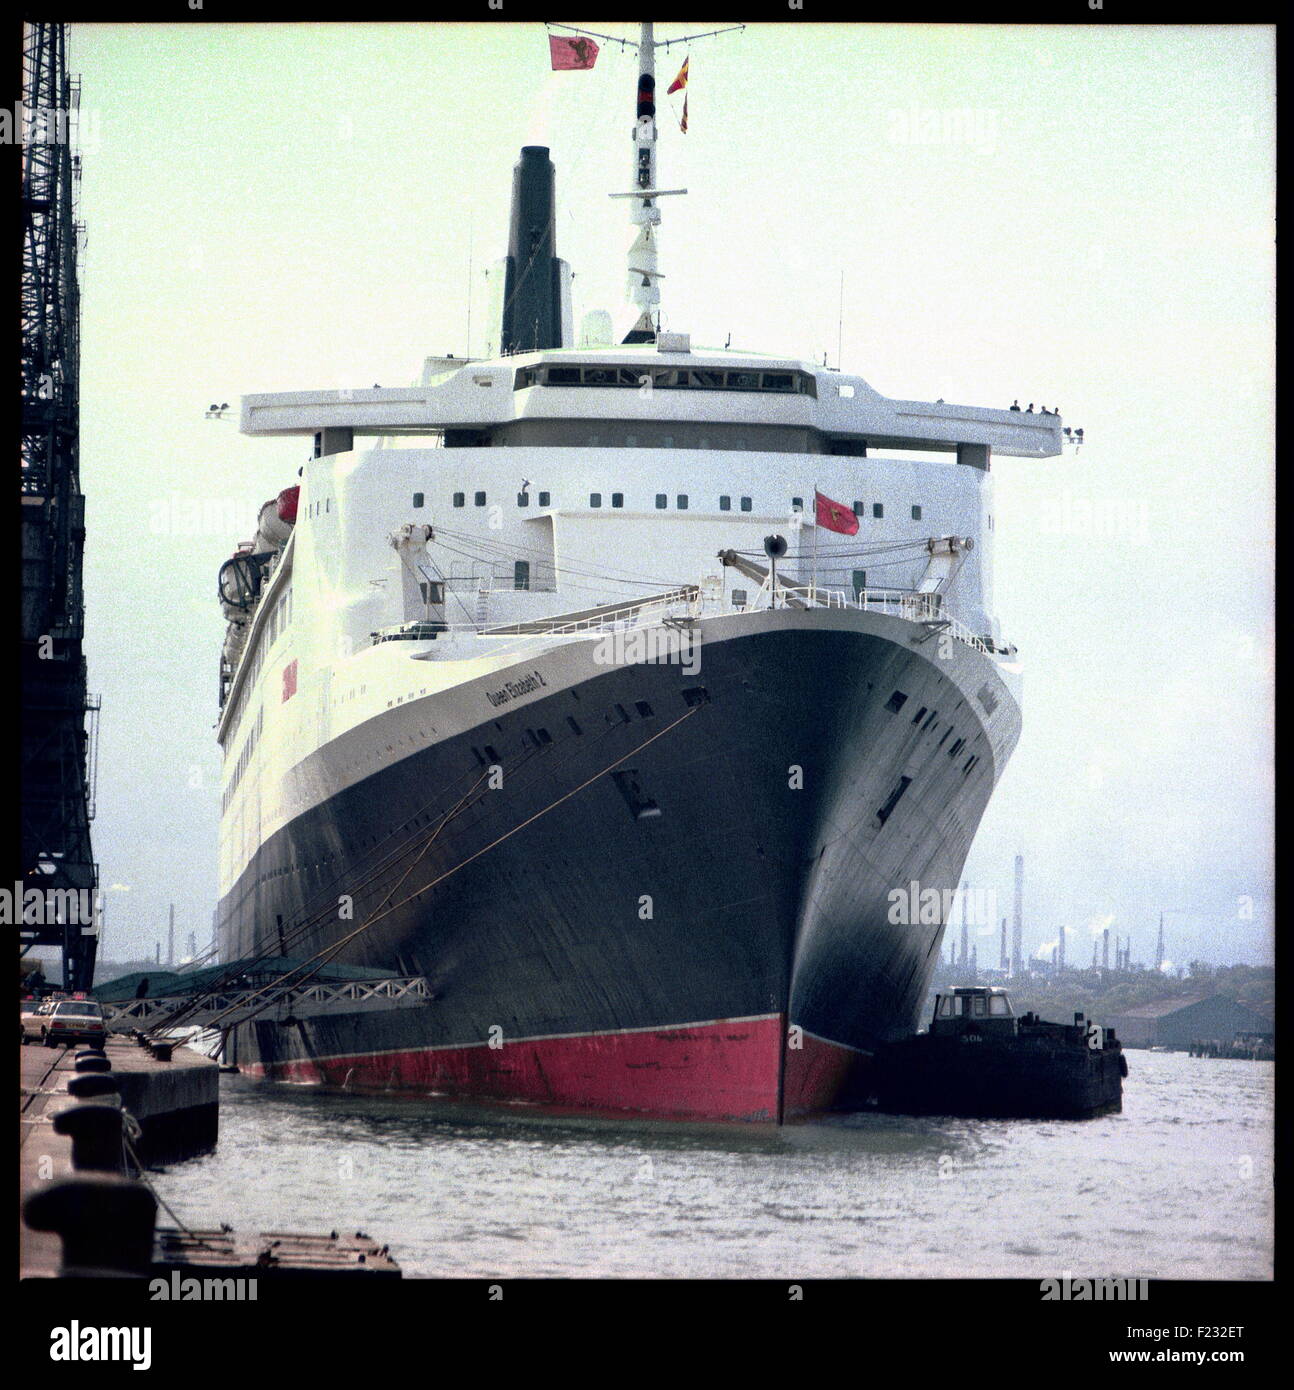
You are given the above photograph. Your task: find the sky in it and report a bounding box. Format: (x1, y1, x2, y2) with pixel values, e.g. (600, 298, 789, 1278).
(62, 21, 1273, 971)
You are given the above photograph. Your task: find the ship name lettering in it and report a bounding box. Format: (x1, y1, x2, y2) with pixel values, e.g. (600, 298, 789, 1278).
(485, 669, 548, 708)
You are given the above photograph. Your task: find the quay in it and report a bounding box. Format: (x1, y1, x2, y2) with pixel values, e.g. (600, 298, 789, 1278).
(20, 1035, 219, 1278)
(21, 1035, 401, 1280)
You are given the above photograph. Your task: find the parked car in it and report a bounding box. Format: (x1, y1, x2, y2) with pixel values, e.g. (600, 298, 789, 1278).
(36, 999, 107, 1048)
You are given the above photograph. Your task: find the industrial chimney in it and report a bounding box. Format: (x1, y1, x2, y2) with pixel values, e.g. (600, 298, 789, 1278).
(959, 881, 969, 976)
(1011, 855, 1024, 976)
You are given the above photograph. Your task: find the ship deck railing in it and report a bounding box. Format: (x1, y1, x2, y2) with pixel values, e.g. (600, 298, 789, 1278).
(381, 584, 995, 659)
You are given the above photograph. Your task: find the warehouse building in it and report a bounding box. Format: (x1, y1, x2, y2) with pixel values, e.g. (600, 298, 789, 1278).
(1109, 993, 1273, 1049)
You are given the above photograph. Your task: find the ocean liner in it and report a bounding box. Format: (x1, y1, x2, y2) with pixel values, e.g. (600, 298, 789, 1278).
(214, 23, 1062, 1120)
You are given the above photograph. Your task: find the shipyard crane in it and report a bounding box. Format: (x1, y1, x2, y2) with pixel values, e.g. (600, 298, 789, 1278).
(19, 22, 100, 991)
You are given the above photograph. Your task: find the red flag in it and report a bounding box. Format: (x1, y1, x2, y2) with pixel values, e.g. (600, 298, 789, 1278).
(549, 35, 599, 70)
(667, 56, 689, 94)
(814, 489, 859, 535)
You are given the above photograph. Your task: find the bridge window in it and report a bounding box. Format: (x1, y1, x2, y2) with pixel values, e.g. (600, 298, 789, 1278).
(656, 494, 667, 509)
(719, 495, 731, 511)
(853, 500, 864, 515)
(474, 491, 486, 507)
(873, 503, 884, 518)
(590, 493, 602, 508)
(740, 497, 752, 512)
(911, 505, 922, 520)
(538, 491, 551, 507)
(612, 492, 624, 508)
(791, 497, 803, 511)
(512, 363, 818, 397)
(517, 491, 529, 507)
(413, 492, 424, 508)
(453, 492, 465, 507)
(677, 494, 689, 510)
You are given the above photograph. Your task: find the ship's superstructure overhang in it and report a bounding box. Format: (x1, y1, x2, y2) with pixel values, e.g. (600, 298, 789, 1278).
(240, 345, 1063, 459)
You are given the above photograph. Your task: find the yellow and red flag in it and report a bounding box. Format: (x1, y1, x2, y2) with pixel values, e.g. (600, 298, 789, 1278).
(667, 56, 689, 94)
(680, 93, 688, 133)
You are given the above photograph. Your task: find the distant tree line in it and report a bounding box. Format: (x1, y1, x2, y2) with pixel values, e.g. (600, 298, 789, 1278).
(928, 960, 1274, 1025)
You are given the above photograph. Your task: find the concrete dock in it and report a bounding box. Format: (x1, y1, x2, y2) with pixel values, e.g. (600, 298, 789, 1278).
(21, 1035, 399, 1280)
(20, 1036, 219, 1278)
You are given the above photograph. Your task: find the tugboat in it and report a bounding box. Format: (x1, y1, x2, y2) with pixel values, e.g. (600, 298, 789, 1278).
(870, 986, 1126, 1119)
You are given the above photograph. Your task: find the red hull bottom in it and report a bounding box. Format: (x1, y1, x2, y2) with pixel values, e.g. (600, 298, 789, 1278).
(242, 1015, 870, 1123)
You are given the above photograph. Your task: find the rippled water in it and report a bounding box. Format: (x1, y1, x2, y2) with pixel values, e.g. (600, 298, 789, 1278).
(149, 1051, 1273, 1279)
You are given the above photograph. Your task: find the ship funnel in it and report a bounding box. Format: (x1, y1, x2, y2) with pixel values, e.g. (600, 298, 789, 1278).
(501, 146, 569, 354)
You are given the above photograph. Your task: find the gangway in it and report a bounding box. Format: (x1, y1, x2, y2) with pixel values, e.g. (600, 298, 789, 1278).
(101, 974, 432, 1033)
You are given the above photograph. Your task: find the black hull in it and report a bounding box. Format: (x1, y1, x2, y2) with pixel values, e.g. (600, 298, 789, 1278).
(217, 619, 1015, 1117)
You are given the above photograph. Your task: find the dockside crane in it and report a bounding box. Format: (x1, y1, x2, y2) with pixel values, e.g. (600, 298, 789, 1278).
(19, 22, 100, 992)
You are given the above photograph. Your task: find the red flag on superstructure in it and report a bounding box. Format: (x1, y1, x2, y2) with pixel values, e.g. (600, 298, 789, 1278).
(814, 489, 859, 535)
(667, 56, 689, 93)
(549, 35, 599, 70)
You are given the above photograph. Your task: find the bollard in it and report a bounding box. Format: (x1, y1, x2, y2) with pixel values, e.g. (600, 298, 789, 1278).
(150, 1042, 173, 1063)
(53, 1099, 125, 1173)
(67, 1074, 121, 1101)
(24, 1173, 158, 1276)
(74, 1053, 112, 1074)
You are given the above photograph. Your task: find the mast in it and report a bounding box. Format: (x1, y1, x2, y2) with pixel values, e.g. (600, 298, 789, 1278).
(548, 19, 739, 343)
(611, 21, 685, 343)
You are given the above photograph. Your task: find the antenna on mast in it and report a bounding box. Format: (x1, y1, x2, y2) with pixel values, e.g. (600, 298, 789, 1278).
(593, 20, 743, 343)
(837, 271, 845, 369)
(607, 22, 683, 343)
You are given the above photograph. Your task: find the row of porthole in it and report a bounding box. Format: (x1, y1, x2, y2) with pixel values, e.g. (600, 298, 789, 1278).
(890, 691, 983, 777)
(415, 491, 923, 519)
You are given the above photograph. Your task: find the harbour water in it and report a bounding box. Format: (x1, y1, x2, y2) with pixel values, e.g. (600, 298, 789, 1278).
(150, 1051, 1272, 1280)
